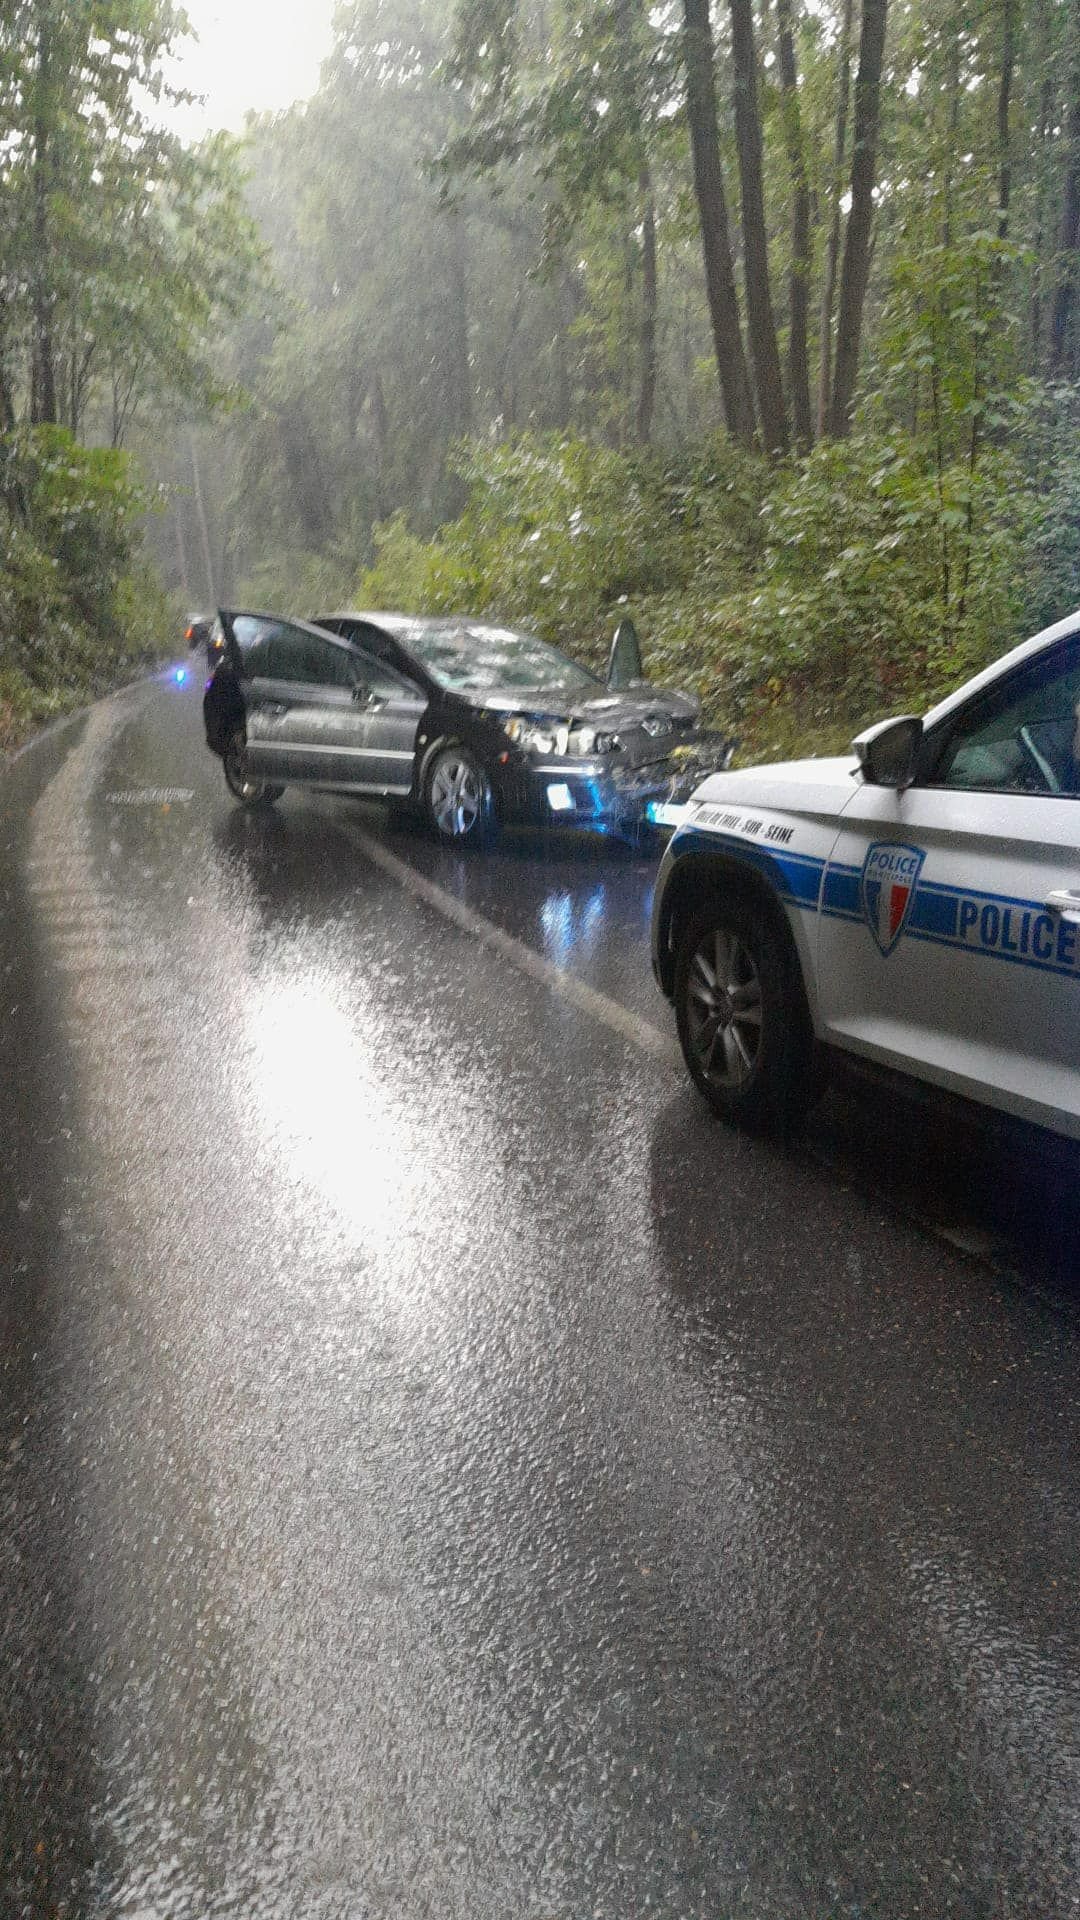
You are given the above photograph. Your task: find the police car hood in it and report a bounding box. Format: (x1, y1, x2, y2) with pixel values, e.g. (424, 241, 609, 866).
(691, 754, 860, 817)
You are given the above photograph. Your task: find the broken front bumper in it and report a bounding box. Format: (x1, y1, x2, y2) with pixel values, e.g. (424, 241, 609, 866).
(639, 732, 739, 831)
(502, 730, 738, 833)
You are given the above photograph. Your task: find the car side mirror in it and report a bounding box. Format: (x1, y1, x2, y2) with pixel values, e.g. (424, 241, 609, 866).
(852, 715, 923, 790)
(607, 617, 643, 690)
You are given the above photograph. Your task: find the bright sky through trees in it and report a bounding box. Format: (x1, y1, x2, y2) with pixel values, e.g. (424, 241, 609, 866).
(163, 0, 337, 135)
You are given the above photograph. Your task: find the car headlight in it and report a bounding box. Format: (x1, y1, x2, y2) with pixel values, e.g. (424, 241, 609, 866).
(503, 715, 569, 755)
(503, 716, 617, 757)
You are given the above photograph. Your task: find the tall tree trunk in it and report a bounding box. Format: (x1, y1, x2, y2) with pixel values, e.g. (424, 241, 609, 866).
(30, 5, 57, 427)
(826, 0, 888, 438)
(729, 0, 788, 452)
(0, 299, 17, 432)
(817, 0, 853, 435)
(189, 434, 215, 605)
(1031, 0, 1055, 357)
(1050, 0, 1080, 372)
(445, 211, 473, 437)
(552, 273, 577, 427)
(174, 499, 191, 602)
(941, 24, 960, 252)
(637, 164, 658, 443)
(495, 285, 526, 428)
(280, 405, 333, 549)
(369, 367, 391, 519)
(681, 0, 756, 443)
(995, 0, 1016, 243)
(774, 0, 813, 449)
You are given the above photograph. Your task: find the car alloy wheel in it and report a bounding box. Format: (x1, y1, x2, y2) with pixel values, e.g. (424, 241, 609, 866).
(427, 748, 495, 844)
(673, 895, 818, 1132)
(223, 728, 282, 808)
(685, 927, 763, 1089)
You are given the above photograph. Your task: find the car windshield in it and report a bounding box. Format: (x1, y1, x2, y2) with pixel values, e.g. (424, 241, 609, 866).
(400, 621, 599, 694)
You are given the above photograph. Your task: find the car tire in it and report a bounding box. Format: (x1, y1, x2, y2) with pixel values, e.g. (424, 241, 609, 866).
(425, 745, 498, 848)
(223, 728, 283, 809)
(674, 893, 817, 1133)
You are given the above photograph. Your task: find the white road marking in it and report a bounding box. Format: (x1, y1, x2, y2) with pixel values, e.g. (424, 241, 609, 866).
(333, 816, 682, 1069)
(106, 787, 194, 805)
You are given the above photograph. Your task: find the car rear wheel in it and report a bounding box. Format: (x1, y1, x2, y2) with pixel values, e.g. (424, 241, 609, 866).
(426, 746, 497, 847)
(223, 728, 283, 809)
(674, 895, 816, 1133)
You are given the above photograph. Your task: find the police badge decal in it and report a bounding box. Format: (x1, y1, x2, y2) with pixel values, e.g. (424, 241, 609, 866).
(860, 841, 926, 957)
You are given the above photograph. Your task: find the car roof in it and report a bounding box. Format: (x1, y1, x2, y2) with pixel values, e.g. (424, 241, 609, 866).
(316, 610, 538, 637)
(923, 606, 1080, 728)
(221, 607, 359, 649)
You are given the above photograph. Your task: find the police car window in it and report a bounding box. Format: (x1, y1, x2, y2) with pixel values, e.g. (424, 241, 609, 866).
(267, 626, 355, 688)
(931, 644, 1080, 796)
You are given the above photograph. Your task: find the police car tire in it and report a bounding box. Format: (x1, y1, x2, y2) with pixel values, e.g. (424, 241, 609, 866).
(674, 895, 815, 1133)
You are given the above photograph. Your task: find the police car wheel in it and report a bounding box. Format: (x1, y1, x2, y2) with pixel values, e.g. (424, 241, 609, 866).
(223, 728, 283, 809)
(674, 897, 814, 1131)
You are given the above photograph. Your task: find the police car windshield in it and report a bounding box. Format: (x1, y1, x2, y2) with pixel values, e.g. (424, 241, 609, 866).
(401, 622, 598, 694)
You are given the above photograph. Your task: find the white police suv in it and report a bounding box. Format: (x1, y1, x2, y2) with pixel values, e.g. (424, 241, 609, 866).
(651, 608, 1080, 1138)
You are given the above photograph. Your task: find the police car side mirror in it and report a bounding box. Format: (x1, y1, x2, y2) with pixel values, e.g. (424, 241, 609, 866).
(852, 715, 923, 790)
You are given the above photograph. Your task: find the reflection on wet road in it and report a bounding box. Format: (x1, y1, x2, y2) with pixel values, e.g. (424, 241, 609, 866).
(2, 674, 1079, 1919)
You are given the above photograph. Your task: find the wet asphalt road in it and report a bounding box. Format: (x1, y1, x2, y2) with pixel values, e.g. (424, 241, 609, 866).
(2, 671, 1080, 1920)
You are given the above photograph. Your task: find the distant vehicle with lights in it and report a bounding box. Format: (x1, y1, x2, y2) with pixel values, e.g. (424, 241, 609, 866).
(202, 607, 732, 844)
(185, 612, 217, 655)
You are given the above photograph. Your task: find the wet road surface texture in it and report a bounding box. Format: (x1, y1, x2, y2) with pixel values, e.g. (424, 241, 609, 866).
(2, 671, 1079, 1920)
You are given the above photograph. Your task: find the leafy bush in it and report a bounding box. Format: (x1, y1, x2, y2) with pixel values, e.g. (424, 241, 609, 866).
(670, 432, 1035, 758)
(347, 424, 1049, 761)
(225, 416, 1077, 767)
(0, 426, 170, 747)
(354, 432, 766, 663)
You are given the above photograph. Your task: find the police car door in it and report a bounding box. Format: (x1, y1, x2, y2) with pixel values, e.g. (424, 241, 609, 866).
(817, 635, 1080, 1136)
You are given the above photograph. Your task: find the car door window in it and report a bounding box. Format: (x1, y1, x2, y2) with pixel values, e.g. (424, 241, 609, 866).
(340, 623, 419, 681)
(927, 641, 1080, 796)
(266, 625, 355, 688)
(349, 650, 417, 700)
(244, 630, 274, 676)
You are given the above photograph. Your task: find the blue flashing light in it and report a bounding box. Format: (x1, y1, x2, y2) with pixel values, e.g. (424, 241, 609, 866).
(174, 666, 188, 685)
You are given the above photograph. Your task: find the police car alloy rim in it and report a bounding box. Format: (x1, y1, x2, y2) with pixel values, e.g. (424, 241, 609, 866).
(685, 929, 763, 1088)
(430, 752, 484, 839)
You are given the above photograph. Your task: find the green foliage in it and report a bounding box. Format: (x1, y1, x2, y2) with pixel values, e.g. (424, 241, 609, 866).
(357, 431, 767, 654)
(346, 420, 1060, 762)
(0, 427, 169, 750)
(689, 432, 1034, 757)
(139, 0, 1080, 771)
(0, 3, 258, 746)
(0, 0, 264, 443)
